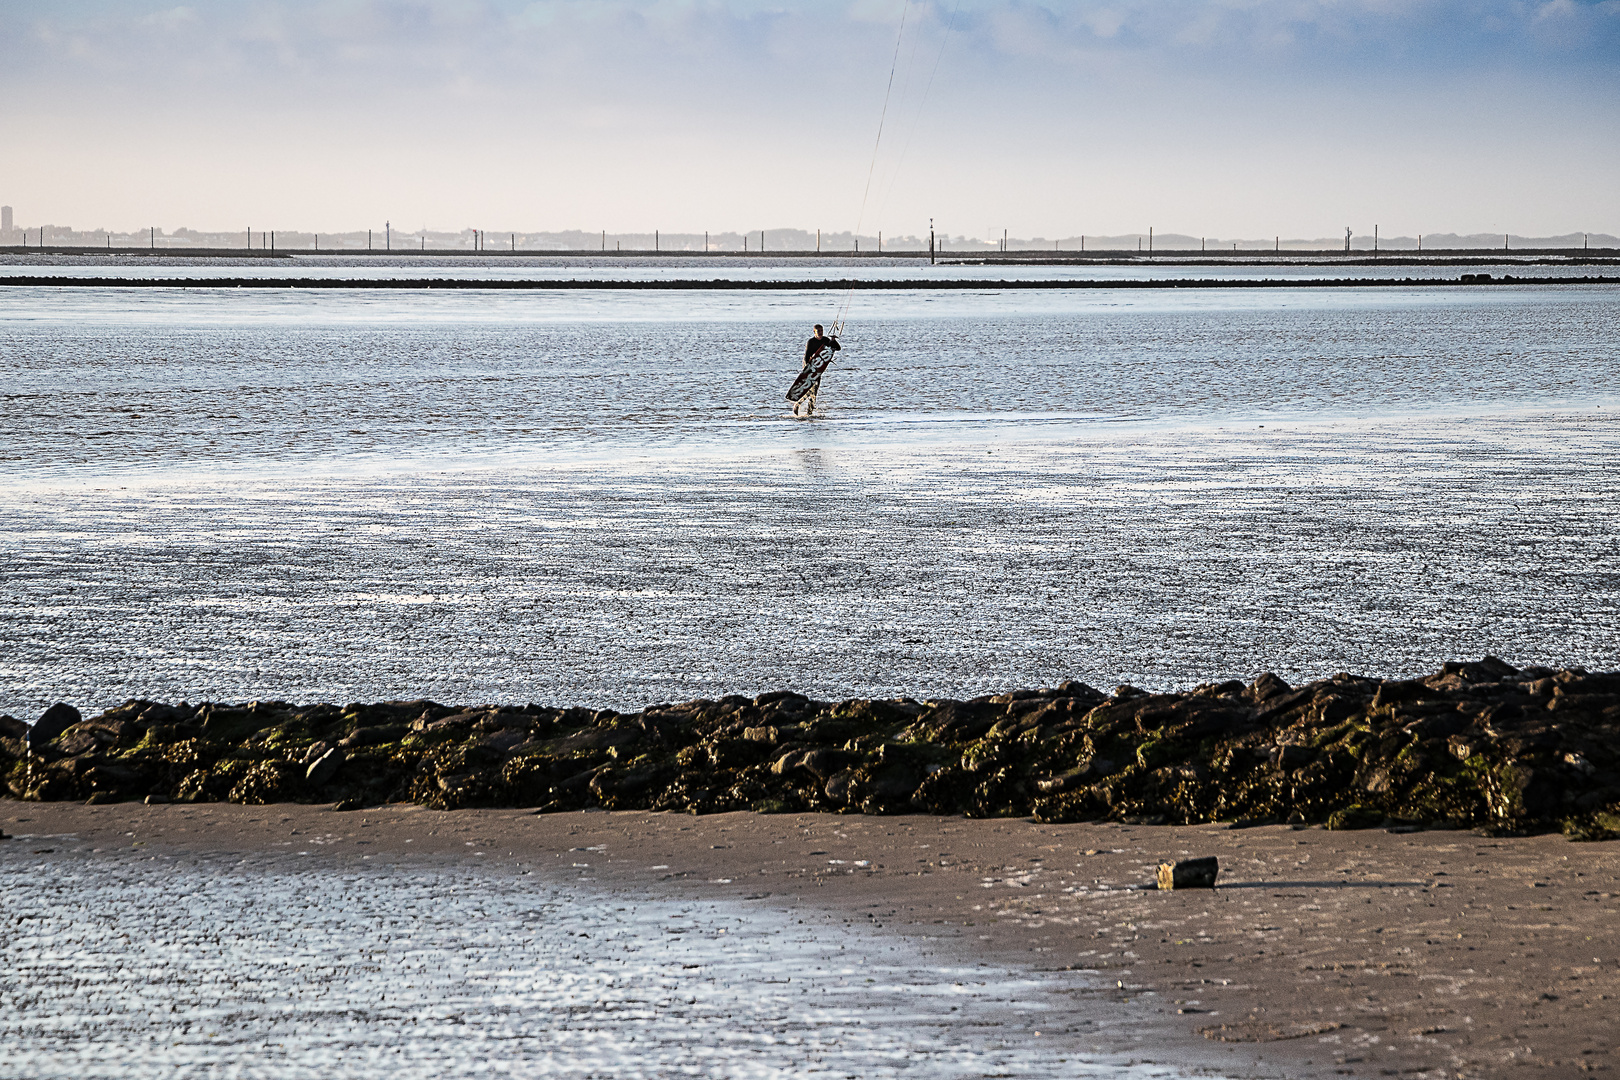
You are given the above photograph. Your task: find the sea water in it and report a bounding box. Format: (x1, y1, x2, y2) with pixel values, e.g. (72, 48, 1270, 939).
(1, 269, 1617, 714)
(0, 846, 1187, 1079)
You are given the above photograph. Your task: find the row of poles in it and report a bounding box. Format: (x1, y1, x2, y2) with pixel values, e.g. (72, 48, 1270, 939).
(4, 225, 1591, 255)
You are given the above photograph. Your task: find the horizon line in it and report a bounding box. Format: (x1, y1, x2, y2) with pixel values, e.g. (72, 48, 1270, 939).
(3, 225, 1617, 255)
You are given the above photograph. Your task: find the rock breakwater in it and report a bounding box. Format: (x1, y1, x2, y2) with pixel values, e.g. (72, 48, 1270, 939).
(4, 658, 1618, 838)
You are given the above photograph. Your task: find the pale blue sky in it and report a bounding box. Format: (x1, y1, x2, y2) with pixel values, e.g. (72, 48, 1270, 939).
(2, 1, 1616, 238)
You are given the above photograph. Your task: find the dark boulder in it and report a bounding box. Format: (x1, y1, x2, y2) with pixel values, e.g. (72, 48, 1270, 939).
(305, 748, 343, 786)
(1055, 681, 1108, 706)
(54, 726, 108, 756)
(590, 763, 675, 810)
(801, 748, 860, 780)
(28, 703, 81, 748)
(755, 690, 809, 708)
(339, 725, 401, 749)
(1157, 856, 1219, 890)
(866, 761, 925, 801)
(1245, 673, 1292, 702)
(1252, 687, 1317, 723)
(918, 699, 1000, 742)
(971, 766, 1031, 817)
(911, 765, 974, 814)
(824, 769, 857, 805)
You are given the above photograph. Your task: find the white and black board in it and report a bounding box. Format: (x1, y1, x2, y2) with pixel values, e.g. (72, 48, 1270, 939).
(786, 346, 836, 403)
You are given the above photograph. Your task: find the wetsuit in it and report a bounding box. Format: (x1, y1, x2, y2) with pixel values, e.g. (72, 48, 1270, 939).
(794, 333, 839, 416)
(803, 333, 841, 364)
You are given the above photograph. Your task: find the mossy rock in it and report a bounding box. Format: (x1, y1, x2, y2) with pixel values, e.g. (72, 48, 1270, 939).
(959, 740, 1012, 774)
(832, 699, 915, 727)
(910, 765, 975, 815)
(176, 759, 251, 803)
(1030, 788, 1108, 824)
(228, 759, 300, 805)
(1564, 811, 1620, 842)
(199, 707, 282, 745)
(2, 759, 27, 798)
(968, 766, 1032, 818)
(1135, 738, 1182, 771)
(13, 663, 1620, 833)
(1326, 804, 1385, 830)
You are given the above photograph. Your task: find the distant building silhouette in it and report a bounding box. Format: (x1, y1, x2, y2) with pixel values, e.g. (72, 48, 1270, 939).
(1, 206, 11, 234)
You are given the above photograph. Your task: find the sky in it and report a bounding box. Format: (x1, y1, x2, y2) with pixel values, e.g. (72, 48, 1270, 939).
(1, 0, 1617, 240)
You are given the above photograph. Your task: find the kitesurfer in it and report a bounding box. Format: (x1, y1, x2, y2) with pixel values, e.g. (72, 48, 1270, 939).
(804, 324, 840, 365)
(793, 324, 841, 417)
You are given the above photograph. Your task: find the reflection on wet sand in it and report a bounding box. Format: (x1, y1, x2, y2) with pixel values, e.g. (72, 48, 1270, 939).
(3, 848, 1199, 1079)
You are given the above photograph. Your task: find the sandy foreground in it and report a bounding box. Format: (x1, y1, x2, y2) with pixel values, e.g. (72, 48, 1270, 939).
(6, 801, 1617, 1078)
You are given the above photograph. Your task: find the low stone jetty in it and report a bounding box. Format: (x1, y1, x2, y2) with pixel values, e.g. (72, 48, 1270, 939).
(4, 658, 1617, 838)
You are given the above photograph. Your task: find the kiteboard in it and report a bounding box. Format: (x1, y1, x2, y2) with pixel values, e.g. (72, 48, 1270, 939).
(787, 344, 837, 404)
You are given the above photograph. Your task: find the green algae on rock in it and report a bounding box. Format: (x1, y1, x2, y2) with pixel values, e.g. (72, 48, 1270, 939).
(3, 658, 1618, 839)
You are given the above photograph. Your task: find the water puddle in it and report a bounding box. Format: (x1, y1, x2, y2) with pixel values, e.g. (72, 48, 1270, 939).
(3, 849, 1207, 1078)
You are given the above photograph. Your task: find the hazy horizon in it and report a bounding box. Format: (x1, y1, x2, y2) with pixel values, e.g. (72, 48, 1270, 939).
(1, 1, 1617, 239)
(4, 221, 1619, 254)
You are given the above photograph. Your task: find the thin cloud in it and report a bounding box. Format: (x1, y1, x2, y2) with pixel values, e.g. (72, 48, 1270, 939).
(0, 1, 1613, 234)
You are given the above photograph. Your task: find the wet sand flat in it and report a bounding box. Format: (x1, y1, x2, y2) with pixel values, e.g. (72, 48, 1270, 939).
(7, 802, 1617, 1078)
(3, 805, 1222, 1080)
(4, 282, 1617, 719)
(7, 416, 1620, 715)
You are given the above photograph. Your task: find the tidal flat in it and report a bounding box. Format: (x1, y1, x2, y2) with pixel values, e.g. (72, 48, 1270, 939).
(3, 263, 1617, 1078)
(3, 838, 1183, 1080)
(7, 803, 1618, 1078)
(3, 278, 1619, 713)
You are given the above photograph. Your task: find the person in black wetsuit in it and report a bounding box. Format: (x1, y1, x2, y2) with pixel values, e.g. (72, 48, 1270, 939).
(804, 324, 840, 365)
(795, 324, 840, 416)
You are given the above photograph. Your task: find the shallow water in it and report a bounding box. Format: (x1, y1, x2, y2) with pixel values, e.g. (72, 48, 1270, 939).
(1, 275, 1617, 716)
(3, 283, 1615, 472)
(0, 848, 1193, 1079)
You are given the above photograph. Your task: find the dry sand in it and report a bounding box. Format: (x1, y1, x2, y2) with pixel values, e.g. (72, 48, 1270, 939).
(7, 801, 1618, 1078)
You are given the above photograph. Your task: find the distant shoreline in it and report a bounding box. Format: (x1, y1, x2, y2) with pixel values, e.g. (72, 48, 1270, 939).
(1, 273, 1615, 290)
(1, 245, 1618, 264)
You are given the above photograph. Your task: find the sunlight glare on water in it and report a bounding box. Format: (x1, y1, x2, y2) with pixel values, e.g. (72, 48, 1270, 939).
(0, 276, 1616, 713)
(2, 850, 1195, 1079)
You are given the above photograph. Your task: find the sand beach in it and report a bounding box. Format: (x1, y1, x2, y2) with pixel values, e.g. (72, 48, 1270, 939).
(6, 801, 1616, 1077)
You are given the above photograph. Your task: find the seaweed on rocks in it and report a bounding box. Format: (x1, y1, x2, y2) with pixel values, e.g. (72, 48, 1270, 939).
(4, 659, 1619, 839)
